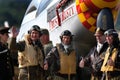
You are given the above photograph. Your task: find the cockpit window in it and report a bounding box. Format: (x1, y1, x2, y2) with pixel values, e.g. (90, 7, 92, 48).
(115, 11, 120, 31)
(36, 0, 53, 17)
(21, 6, 37, 25)
(26, 6, 36, 14)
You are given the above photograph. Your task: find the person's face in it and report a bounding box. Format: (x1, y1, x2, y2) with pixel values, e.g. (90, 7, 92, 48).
(95, 34, 106, 44)
(105, 35, 113, 45)
(40, 34, 49, 44)
(30, 30, 40, 41)
(62, 35, 71, 45)
(0, 33, 9, 43)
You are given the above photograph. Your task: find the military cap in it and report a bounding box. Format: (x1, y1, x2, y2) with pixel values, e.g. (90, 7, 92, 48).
(0, 27, 10, 34)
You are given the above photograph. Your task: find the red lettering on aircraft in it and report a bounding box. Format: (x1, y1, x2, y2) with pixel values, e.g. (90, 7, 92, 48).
(49, 5, 76, 30)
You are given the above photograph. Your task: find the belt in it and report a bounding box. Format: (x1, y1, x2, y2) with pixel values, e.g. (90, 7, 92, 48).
(19, 65, 39, 74)
(20, 65, 44, 73)
(20, 65, 38, 69)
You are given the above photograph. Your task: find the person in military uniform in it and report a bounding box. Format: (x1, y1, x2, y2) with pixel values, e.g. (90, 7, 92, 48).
(101, 29, 120, 80)
(0, 27, 14, 80)
(79, 28, 108, 80)
(9, 25, 45, 80)
(40, 29, 53, 56)
(40, 29, 53, 80)
(44, 30, 80, 80)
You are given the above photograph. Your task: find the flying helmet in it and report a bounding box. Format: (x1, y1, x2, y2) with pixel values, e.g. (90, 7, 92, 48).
(28, 25, 41, 34)
(104, 29, 118, 37)
(60, 30, 73, 40)
(41, 29, 49, 35)
(0, 27, 10, 34)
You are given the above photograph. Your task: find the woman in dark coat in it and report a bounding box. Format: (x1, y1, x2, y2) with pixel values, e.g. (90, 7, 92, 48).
(0, 27, 14, 80)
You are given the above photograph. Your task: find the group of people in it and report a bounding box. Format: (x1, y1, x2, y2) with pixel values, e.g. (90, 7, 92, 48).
(79, 28, 120, 80)
(0, 24, 120, 80)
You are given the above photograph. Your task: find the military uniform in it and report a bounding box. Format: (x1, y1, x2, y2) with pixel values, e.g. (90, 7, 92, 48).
(43, 41, 53, 56)
(80, 28, 108, 80)
(45, 43, 80, 80)
(101, 47, 120, 80)
(10, 35, 45, 80)
(101, 29, 120, 80)
(84, 42, 108, 80)
(43, 41, 53, 79)
(9, 25, 45, 80)
(0, 42, 14, 80)
(40, 29, 54, 80)
(0, 26, 14, 80)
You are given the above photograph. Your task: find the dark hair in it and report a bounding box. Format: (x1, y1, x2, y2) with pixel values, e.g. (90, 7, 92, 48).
(41, 29, 49, 35)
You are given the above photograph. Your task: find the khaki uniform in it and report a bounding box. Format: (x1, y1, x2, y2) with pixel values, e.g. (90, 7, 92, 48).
(10, 36, 45, 80)
(45, 43, 79, 80)
(57, 45, 76, 75)
(101, 47, 120, 80)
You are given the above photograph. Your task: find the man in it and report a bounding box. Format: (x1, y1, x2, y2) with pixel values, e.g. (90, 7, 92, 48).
(101, 29, 120, 80)
(40, 29, 53, 56)
(40, 29, 53, 80)
(44, 30, 80, 80)
(9, 25, 45, 80)
(0, 27, 14, 80)
(79, 28, 108, 80)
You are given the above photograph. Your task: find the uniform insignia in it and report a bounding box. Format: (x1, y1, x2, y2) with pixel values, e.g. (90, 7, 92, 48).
(0, 49, 8, 54)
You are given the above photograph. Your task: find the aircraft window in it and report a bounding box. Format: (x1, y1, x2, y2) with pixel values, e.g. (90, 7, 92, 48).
(61, 0, 75, 9)
(26, 6, 36, 14)
(21, 6, 37, 24)
(115, 11, 120, 31)
(47, 0, 75, 22)
(21, 9, 37, 25)
(47, 3, 58, 22)
(36, 0, 52, 17)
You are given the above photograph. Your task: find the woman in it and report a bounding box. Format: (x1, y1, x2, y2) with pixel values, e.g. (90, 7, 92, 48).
(101, 29, 120, 80)
(0, 27, 14, 80)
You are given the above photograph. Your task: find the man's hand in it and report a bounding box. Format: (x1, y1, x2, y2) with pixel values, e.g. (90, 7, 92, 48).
(44, 62, 48, 70)
(11, 26, 18, 38)
(79, 57, 85, 68)
(107, 58, 114, 66)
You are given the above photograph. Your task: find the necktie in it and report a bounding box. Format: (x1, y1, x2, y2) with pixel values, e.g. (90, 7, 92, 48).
(97, 44, 101, 53)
